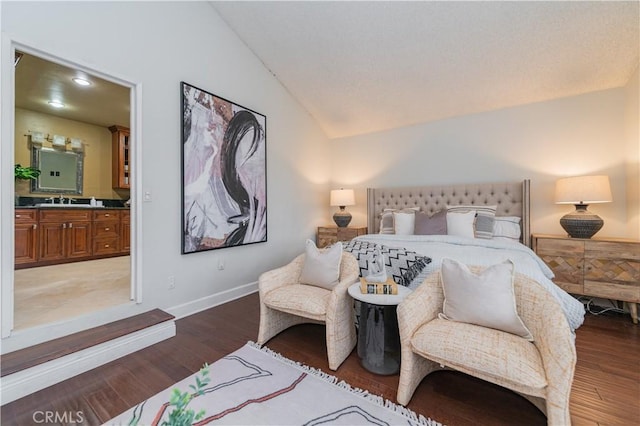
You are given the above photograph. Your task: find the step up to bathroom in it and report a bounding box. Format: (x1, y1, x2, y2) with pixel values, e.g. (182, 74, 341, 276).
(0, 309, 175, 405)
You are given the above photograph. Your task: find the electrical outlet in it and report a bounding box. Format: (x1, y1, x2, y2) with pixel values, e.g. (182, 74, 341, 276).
(217, 259, 225, 270)
(168, 275, 176, 290)
(144, 190, 152, 202)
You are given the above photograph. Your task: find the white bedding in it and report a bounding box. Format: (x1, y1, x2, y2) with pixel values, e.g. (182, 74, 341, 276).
(353, 234, 585, 331)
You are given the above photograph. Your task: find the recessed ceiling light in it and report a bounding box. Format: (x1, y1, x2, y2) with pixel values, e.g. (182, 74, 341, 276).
(72, 77, 91, 86)
(48, 100, 65, 108)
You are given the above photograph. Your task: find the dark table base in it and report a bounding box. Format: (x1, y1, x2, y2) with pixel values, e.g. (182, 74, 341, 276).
(357, 302, 401, 375)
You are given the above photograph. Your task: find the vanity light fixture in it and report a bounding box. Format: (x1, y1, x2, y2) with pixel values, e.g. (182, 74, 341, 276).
(70, 138, 84, 151)
(30, 131, 45, 145)
(52, 134, 67, 147)
(48, 100, 65, 108)
(72, 77, 91, 86)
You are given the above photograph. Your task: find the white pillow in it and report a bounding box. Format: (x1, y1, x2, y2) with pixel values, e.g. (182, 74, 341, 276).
(299, 239, 343, 290)
(446, 211, 476, 238)
(379, 207, 419, 234)
(393, 211, 416, 235)
(493, 216, 522, 241)
(447, 205, 497, 239)
(439, 258, 533, 341)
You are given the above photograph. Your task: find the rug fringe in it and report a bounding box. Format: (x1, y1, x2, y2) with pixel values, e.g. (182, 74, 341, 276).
(247, 341, 443, 426)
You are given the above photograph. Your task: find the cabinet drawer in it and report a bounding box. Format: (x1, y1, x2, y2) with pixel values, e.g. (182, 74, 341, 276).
(92, 210, 120, 221)
(93, 221, 120, 238)
(586, 240, 640, 261)
(40, 209, 91, 222)
(93, 236, 120, 255)
(336, 228, 357, 240)
(584, 280, 640, 303)
(584, 258, 640, 285)
(535, 237, 584, 256)
(15, 209, 37, 223)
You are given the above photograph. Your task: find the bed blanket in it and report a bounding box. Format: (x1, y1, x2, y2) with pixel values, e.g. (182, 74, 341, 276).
(343, 240, 431, 286)
(354, 234, 585, 331)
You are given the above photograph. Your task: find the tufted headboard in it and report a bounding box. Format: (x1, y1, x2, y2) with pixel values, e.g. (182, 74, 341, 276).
(367, 180, 531, 247)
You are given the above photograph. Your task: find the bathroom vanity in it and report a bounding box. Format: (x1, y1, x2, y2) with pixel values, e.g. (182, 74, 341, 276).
(14, 207, 130, 269)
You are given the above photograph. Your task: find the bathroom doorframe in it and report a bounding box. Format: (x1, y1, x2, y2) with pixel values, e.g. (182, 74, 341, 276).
(1, 36, 143, 339)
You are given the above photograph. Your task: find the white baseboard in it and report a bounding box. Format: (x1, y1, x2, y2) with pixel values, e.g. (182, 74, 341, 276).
(166, 281, 258, 320)
(0, 320, 175, 405)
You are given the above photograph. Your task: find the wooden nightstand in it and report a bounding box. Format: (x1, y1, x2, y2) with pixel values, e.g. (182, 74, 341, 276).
(317, 226, 367, 248)
(532, 234, 640, 324)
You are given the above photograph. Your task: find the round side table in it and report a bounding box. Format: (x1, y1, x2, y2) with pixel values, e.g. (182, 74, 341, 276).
(348, 283, 413, 375)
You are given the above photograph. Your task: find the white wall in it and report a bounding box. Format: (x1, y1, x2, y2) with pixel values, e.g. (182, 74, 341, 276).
(1, 2, 330, 352)
(625, 66, 640, 240)
(330, 88, 633, 239)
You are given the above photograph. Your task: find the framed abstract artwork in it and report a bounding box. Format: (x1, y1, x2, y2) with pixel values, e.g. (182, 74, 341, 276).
(181, 82, 267, 254)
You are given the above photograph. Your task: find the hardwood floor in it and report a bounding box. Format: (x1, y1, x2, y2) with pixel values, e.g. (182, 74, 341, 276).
(2, 292, 638, 425)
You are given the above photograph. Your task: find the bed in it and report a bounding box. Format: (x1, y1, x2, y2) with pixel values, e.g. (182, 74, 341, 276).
(346, 179, 585, 331)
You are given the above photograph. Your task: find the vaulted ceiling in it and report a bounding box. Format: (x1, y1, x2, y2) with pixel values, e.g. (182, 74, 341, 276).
(212, 1, 639, 139)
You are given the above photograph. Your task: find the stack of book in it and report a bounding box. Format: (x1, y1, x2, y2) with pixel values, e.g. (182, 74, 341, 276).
(359, 277, 398, 295)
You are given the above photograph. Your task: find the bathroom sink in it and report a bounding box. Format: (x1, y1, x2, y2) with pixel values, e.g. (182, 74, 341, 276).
(34, 203, 103, 208)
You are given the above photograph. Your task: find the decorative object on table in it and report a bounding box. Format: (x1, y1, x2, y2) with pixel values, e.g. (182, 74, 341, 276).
(181, 82, 267, 254)
(555, 175, 612, 238)
(108, 342, 441, 426)
(330, 188, 355, 227)
(365, 249, 387, 282)
(359, 277, 398, 295)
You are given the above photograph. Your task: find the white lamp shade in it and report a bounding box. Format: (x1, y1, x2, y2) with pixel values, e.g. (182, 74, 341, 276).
(52, 134, 67, 147)
(330, 189, 355, 207)
(31, 131, 45, 144)
(70, 138, 83, 150)
(555, 175, 612, 204)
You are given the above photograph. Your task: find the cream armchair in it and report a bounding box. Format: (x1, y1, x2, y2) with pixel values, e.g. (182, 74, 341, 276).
(396, 268, 577, 426)
(257, 252, 359, 370)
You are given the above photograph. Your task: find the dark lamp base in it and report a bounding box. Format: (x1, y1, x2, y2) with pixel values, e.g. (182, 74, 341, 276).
(333, 207, 352, 227)
(560, 204, 604, 239)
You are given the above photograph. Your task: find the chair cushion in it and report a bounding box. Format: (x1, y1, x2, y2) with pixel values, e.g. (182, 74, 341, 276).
(439, 259, 533, 341)
(299, 239, 343, 289)
(263, 284, 331, 321)
(411, 319, 547, 391)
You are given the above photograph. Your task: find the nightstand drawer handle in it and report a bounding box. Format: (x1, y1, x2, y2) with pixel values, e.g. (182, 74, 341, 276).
(15, 214, 21, 218)
(105, 244, 110, 248)
(105, 227, 110, 231)
(104, 214, 110, 217)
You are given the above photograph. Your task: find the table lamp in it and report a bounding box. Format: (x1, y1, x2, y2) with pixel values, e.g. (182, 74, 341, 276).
(330, 189, 355, 227)
(555, 175, 612, 238)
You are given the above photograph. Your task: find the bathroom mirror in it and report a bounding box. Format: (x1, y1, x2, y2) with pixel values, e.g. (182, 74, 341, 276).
(31, 146, 84, 194)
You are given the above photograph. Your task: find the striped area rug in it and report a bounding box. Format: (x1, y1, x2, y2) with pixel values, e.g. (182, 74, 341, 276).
(105, 342, 441, 425)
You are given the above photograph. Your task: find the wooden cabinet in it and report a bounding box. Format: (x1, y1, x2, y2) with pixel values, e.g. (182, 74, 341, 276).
(15, 208, 130, 269)
(39, 209, 92, 263)
(14, 209, 38, 266)
(109, 125, 130, 189)
(532, 234, 640, 324)
(92, 210, 120, 256)
(120, 209, 130, 253)
(317, 226, 367, 248)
